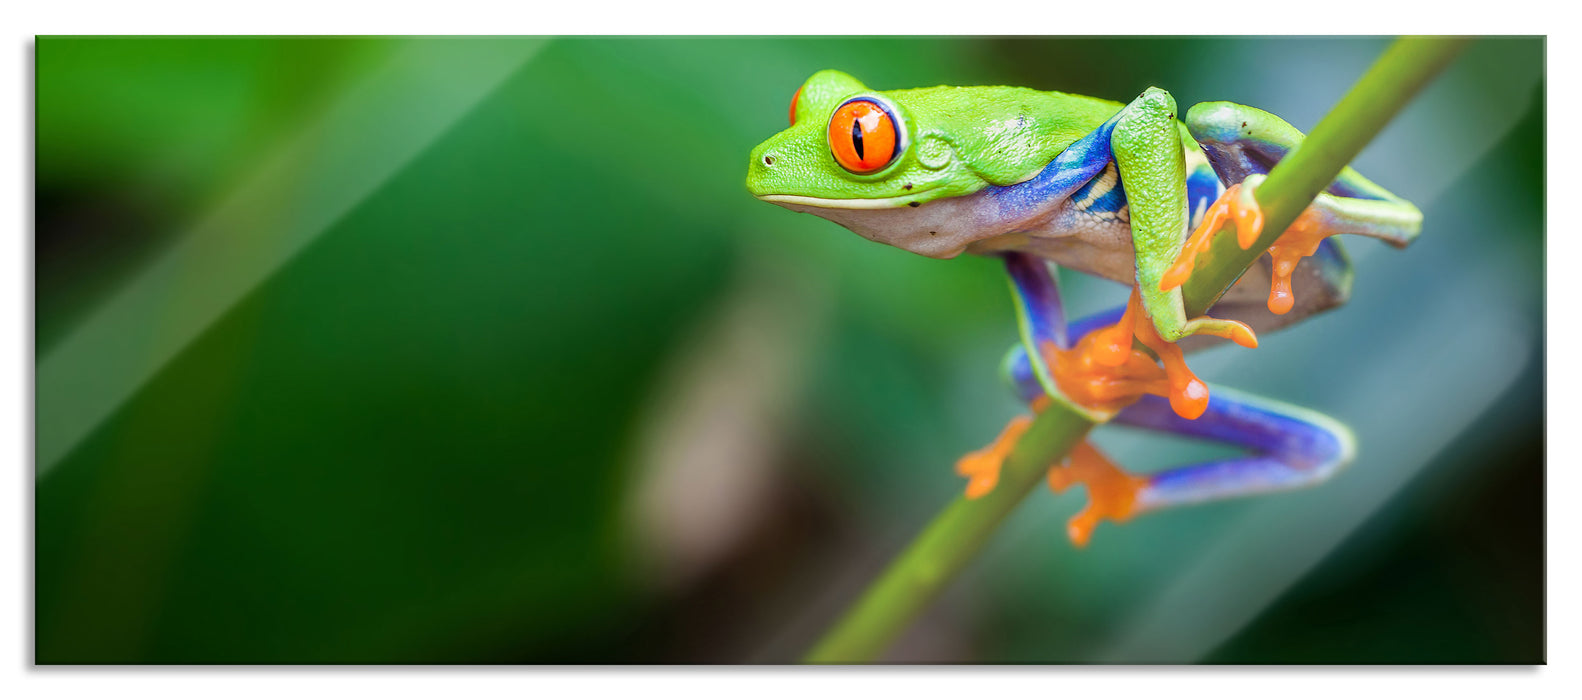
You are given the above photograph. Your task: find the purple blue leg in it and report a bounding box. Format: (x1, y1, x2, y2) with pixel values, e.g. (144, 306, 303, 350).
(998, 252, 1069, 401)
(1111, 391, 1353, 513)
(1002, 304, 1354, 515)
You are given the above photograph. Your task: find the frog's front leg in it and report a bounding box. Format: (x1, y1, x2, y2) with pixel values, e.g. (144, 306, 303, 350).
(1108, 88, 1259, 419)
(1163, 102, 1423, 314)
(1004, 341, 1354, 547)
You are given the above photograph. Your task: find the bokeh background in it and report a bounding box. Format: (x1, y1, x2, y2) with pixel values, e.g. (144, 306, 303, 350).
(34, 37, 1543, 664)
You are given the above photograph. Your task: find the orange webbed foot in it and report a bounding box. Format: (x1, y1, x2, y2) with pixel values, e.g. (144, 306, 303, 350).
(1163, 177, 1337, 316)
(1047, 441, 1147, 548)
(956, 414, 1034, 499)
(1160, 182, 1266, 292)
(1043, 288, 1218, 421)
(1043, 311, 1168, 416)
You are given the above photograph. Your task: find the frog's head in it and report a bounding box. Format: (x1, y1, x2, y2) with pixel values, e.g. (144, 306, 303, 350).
(746, 70, 1031, 259)
(747, 70, 1053, 259)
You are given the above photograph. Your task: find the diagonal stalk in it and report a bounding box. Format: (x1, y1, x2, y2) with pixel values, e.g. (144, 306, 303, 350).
(803, 36, 1469, 665)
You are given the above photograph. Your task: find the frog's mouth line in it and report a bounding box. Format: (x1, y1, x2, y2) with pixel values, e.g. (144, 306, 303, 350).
(755, 191, 936, 210)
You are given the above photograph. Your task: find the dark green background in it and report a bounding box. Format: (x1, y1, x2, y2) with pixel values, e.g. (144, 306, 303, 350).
(35, 37, 1543, 663)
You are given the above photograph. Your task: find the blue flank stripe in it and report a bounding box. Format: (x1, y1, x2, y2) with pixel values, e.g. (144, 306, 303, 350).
(1084, 172, 1127, 213)
(983, 112, 1121, 220)
(1069, 165, 1103, 202)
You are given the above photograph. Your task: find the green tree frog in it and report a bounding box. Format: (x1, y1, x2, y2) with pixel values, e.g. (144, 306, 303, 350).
(746, 70, 1421, 546)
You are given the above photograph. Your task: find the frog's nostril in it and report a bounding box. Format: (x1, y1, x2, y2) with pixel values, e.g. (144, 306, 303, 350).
(762, 154, 776, 167)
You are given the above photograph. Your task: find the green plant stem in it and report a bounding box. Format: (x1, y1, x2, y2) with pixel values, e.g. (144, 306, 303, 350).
(802, 36, 1469, 665)
(804, 402, 1093, 664)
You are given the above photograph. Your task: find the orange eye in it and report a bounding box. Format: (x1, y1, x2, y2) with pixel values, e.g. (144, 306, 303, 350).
(827, 98, 901, 174)
(789, 86, 802, 126)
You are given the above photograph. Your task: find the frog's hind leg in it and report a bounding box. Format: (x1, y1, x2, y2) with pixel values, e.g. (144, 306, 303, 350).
(1046, 389, 1354, 546)
(1166, 101, 1423, 314)
(1115, 390, 1353, 510)
(958, 253, 1071, 499)
(968, 252, 1211, 499)
(1005, 313, 1353, 547)
(1186, 101, 1422, 247)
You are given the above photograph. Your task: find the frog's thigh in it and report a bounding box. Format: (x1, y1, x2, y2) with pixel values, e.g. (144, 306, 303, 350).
(998, 252, 1076, 408)
(1112, 389, 1355, 513)
(1186, 101, 1422, 247)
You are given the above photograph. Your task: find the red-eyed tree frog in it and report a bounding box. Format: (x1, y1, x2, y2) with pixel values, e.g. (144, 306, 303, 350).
(746, 70, 1422, 546)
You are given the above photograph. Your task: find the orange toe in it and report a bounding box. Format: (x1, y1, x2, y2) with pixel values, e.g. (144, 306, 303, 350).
(1264, 207, 1330, 315)
(1193, 317, 1259, 349)
(1233, 196, 1265, 250)
(1132, 304, 1210, 421)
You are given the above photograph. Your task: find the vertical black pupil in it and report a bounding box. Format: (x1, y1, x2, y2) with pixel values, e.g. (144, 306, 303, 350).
(851, 120, 865, 161)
